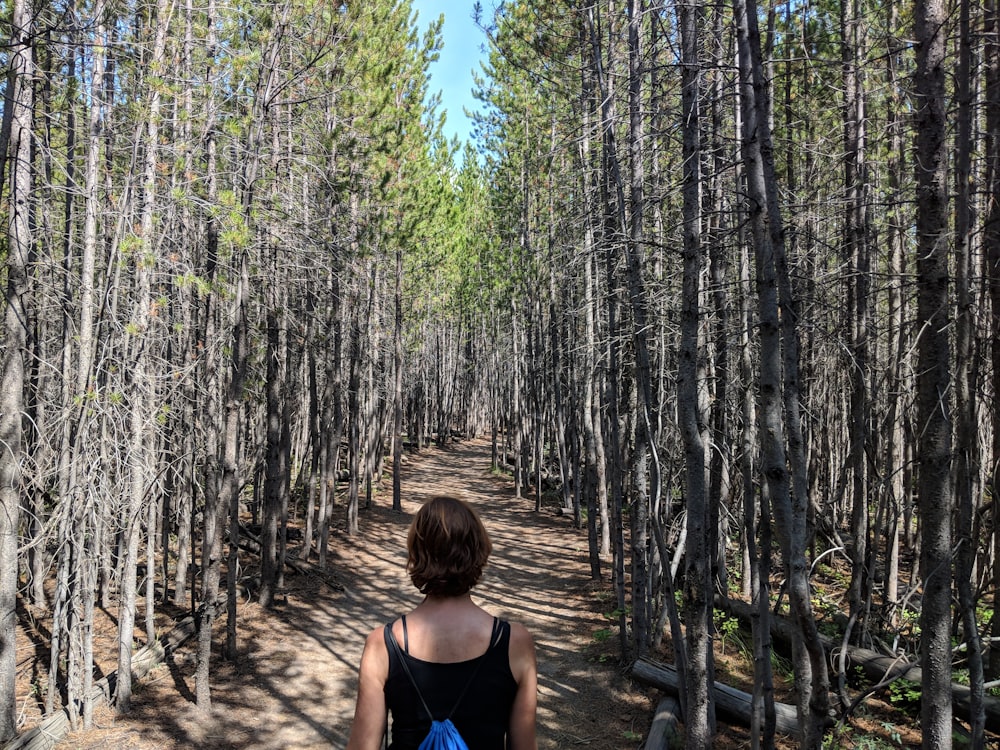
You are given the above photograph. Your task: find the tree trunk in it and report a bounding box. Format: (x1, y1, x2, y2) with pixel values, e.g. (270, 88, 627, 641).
(913, 0, 954, 741)
(624, 0, 653, 661)
(0, 0, 32, 735)
(577, 16, 609, 570)
(954, 0, 984, 740)
(840, 0, 872, 664)
(116, 0, 170, 710)
(582, 253, 603, 582)
(734, 0, 831, 741)
(882, 0, 907, 620)
(197, 257, 246, 708)
(260, 307, 284, 607)
(584, 0, 628, 660)
(346, 306, 363, 535)
(987, 0, 1000, 681)
(677, 0, 714, 741)
(195, 0, 223, 693)
(317, 274, 344, 567)
(393, 245, 403, 513)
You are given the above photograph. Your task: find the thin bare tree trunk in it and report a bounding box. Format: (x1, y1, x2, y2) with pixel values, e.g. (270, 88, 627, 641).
(77, 0, 106, 395)
(0, 0, 32, 731)
(299, 337, 320, 559)
(882, 2, 906, 620)
(987, 0, 1000, 682)
(260, 306, 285, 606)
(584, 0, 628, 659)
(677, 0, 715, 741)
(623, 0, 653, 660)
(224, 260, 248, 660)
(317, 274, 343, 567)
(840, 0, 872, 663)
(195, 0, 221, 699)
(954, 0, 984, 740)
(913, 0, 953, 740)
(346, 299, 363, 535)
(116, 0, 172, 713)
(393, 245, 404, 513)
(734, 0, 831, 741)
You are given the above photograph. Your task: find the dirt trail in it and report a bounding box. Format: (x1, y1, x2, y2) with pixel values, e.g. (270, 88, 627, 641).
(58, 437, 652, 749)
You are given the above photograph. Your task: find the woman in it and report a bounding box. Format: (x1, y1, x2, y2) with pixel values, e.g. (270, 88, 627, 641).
(347, 495, 538, 750)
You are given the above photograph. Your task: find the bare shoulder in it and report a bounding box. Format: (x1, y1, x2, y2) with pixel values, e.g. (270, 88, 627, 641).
(359, 624, 390, 680)
(506, 620, 537, 682)
(365, 623, 388, 646)
(507, 620, 535, 652)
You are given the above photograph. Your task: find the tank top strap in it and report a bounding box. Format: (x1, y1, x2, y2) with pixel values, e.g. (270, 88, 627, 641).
(488, 616, 503, 650)
(401, 614, 409, 653)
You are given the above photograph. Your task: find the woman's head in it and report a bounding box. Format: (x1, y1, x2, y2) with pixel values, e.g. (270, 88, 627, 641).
(407, 496, 492, 597)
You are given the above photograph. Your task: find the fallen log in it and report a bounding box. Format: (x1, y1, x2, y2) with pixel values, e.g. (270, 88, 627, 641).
(829, 641, 1000, 734)
(715, 595, 1000, 734)
(4, 598, 223, 750)
(631, 656, 801, 737)
(643, 695, 683, 749)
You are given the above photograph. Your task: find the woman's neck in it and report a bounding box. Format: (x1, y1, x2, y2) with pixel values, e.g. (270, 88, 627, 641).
(419, 592, 474, 608)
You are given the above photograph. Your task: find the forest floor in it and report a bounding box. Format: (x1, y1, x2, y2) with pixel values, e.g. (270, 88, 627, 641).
(12, 437, 936, 749)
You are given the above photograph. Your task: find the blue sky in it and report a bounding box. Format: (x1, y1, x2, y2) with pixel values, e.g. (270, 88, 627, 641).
(409, 0, 491, 147)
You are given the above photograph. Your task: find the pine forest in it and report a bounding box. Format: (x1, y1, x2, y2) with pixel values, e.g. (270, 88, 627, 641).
(0, 0, 997, 747)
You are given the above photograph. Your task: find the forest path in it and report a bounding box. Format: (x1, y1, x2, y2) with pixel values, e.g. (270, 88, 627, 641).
(62, 437, 652, 749)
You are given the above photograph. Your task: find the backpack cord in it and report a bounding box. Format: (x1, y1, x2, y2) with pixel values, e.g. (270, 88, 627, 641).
(385, 617, 500, 723)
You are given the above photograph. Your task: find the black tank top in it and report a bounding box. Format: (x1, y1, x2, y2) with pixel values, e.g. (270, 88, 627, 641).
(383, 616, 518, 750)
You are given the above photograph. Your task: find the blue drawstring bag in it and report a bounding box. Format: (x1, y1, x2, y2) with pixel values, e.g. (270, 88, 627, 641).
(417, 718, 467, 750)
(386, 618, 501, 750)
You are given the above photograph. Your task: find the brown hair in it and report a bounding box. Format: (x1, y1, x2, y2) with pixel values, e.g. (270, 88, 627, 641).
(407, 496, 492, 597)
